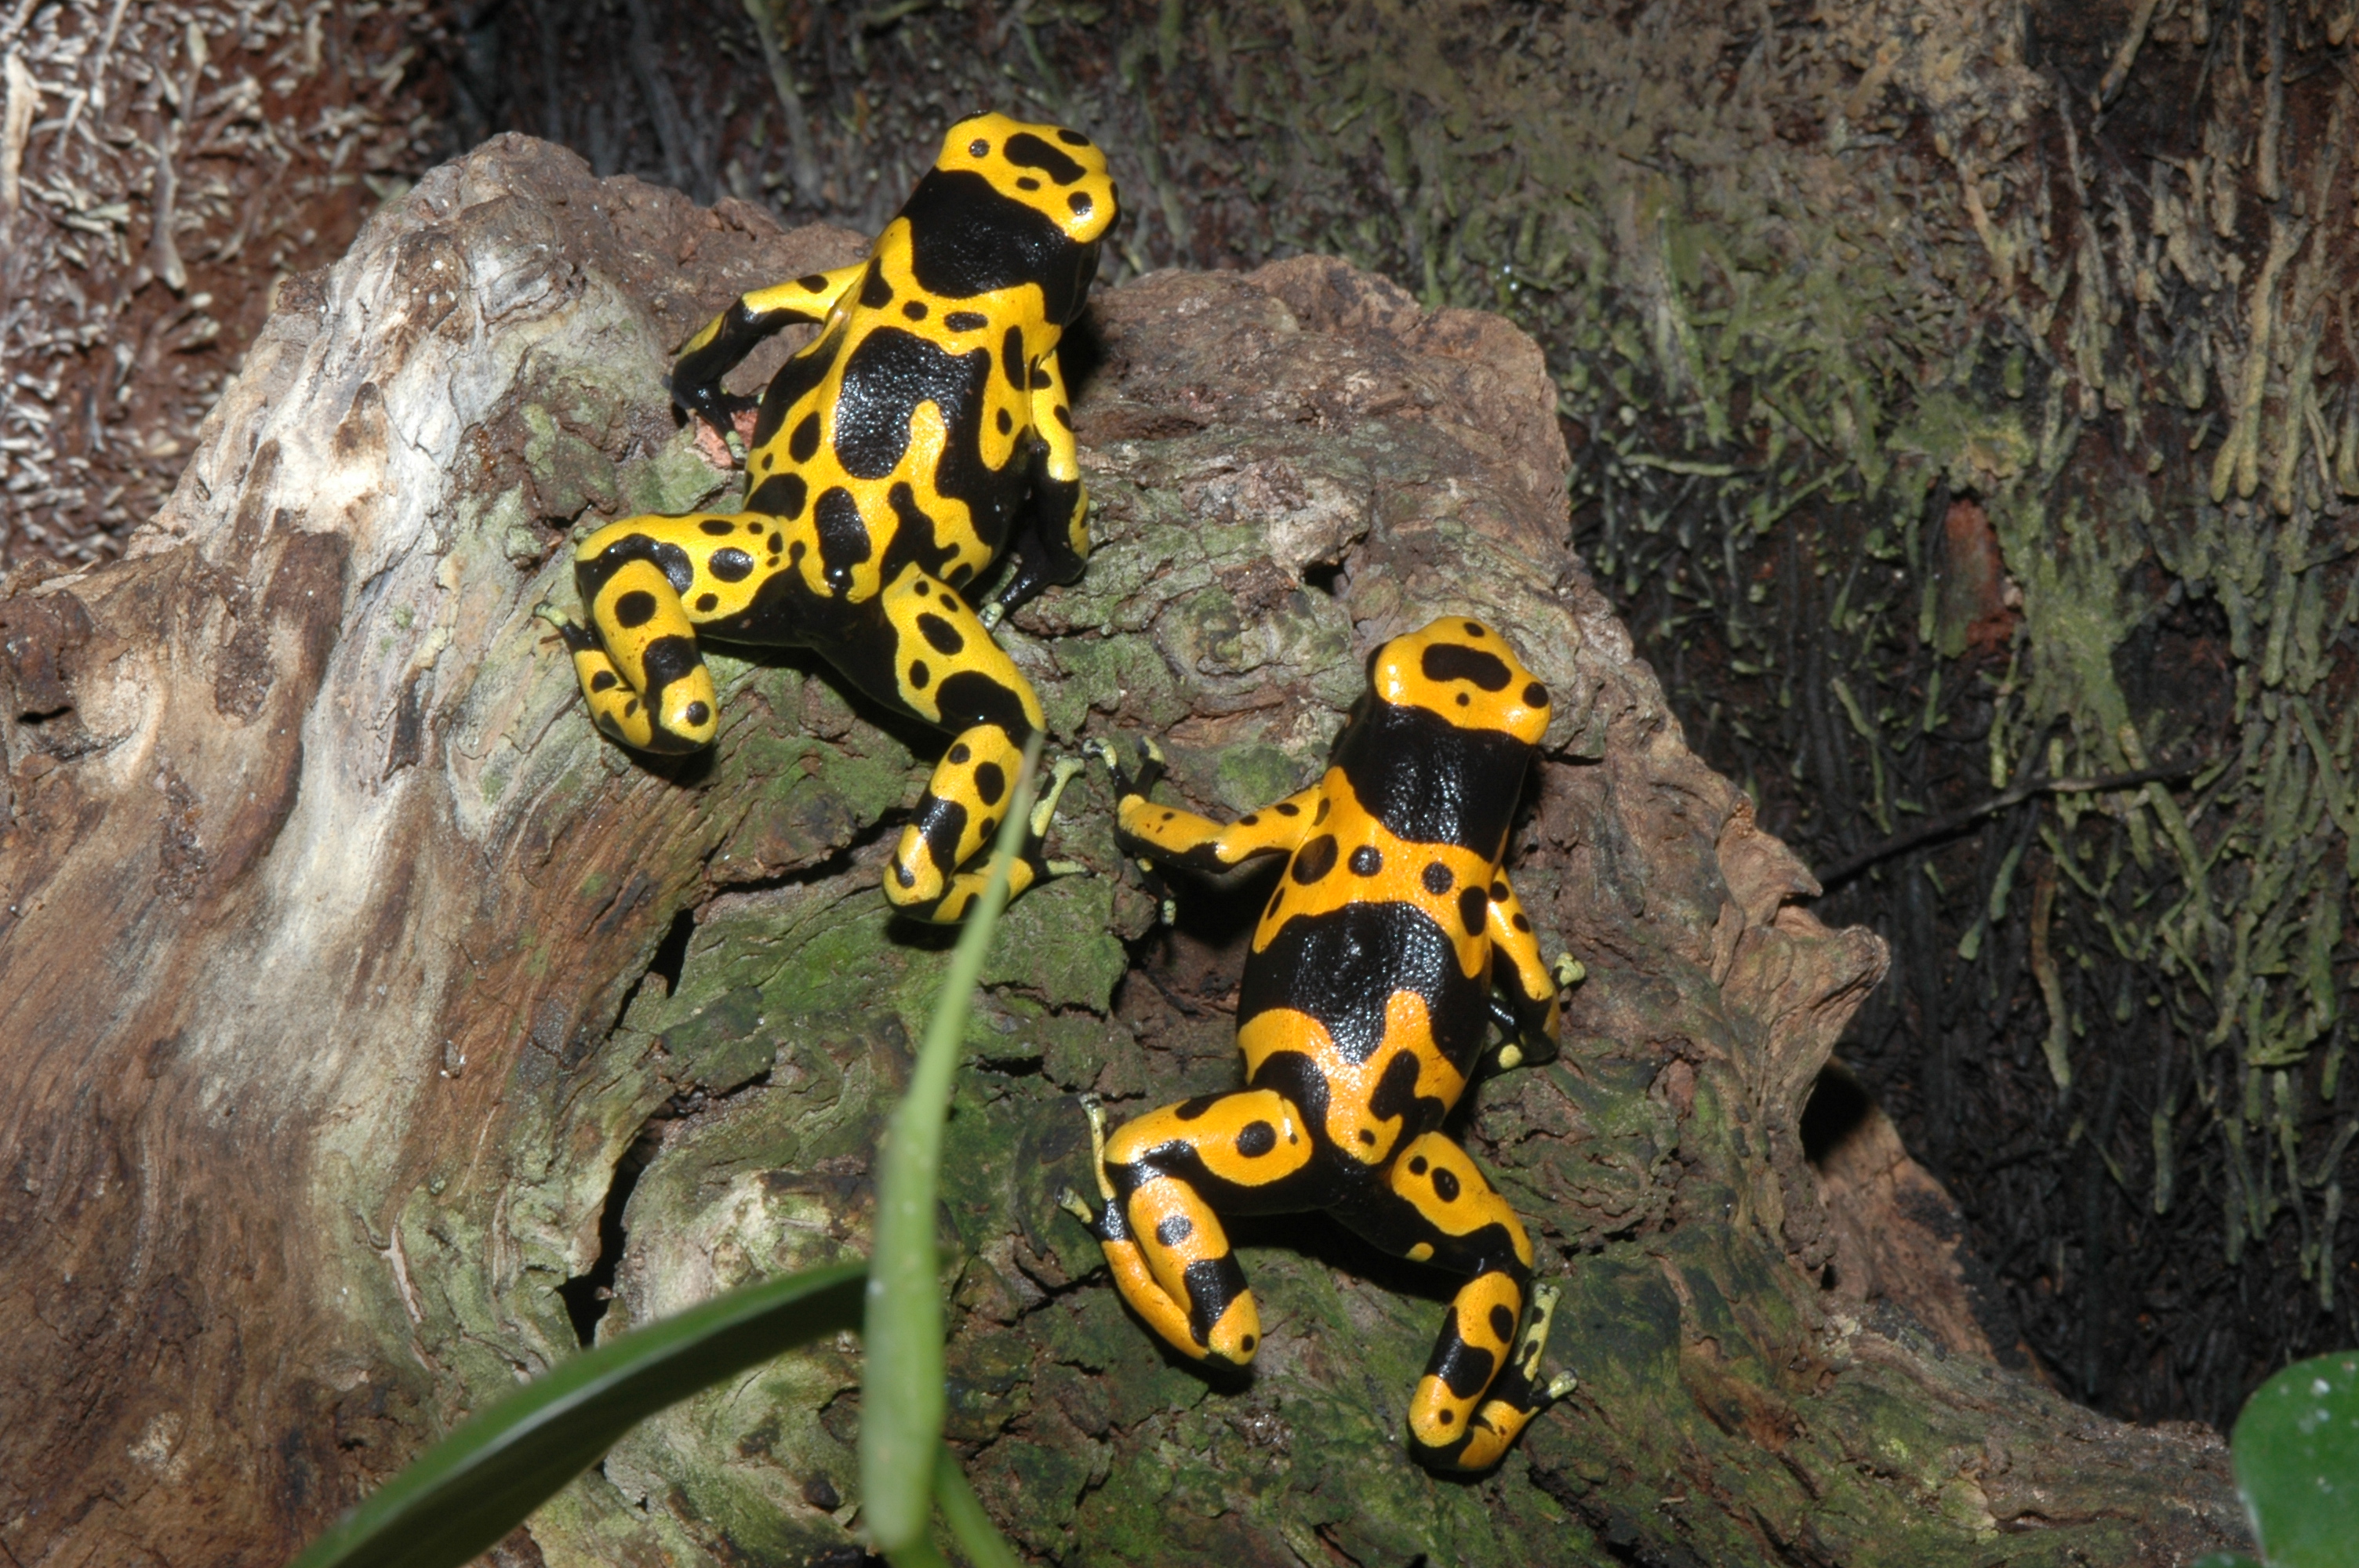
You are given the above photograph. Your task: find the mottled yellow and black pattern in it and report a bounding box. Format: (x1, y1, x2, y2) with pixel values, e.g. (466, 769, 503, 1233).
(539, 112, 1117, 921)
(1063, 619, 1579, 1471)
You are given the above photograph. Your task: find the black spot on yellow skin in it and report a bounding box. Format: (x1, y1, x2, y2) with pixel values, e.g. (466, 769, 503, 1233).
(903, 299, 928, 321)
(700, 518, 734, 536)
(590, 670, 617, 691)
(614, 591, 656, 629)
(944, 310, 986, 332)
(788, 412, 822, 462)
(1084, 619, 1567, 1469)
(1292, 834, 1338, 884)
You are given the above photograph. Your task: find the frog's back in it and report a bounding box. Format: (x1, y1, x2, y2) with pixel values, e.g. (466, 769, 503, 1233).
(1238, 622, 1551, 1104)
(736, 114, 1118, 601)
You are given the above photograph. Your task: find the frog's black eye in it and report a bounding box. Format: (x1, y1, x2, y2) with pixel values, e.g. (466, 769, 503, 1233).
(969, 138, 989, 158)
(1069, 191, 1093, 219)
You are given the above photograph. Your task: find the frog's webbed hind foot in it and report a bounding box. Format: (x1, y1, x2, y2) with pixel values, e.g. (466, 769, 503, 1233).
(1089, 737, 1180, 923)
(531, 601, 592, 652)
(1056, 1096, 1119, 1236)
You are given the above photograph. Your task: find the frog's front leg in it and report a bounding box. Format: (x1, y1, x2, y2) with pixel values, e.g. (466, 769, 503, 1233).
(983, 348, 1090, 627)
(1100, 737, 1325, 876)
(1057, 1091, 1321, 1366)
(543, 517, 723, 754)
(1331, 1131, 1573, 1470)
(670, 263, 867, 430)
(845, 565, 1075, 922)
(1482, 869, 1565, 1070)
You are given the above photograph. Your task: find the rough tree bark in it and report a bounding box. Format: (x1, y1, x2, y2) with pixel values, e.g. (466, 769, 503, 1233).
(0, 138, 2248, 1567)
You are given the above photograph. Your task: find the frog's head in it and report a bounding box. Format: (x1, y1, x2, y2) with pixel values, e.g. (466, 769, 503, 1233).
(933, 112, 1118, 248)
(1366, 618, 1550, 746)
(905, 112, 1117, 325)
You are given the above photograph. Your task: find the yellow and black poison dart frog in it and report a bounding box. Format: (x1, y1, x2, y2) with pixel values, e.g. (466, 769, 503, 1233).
(1061, 619, 1581, 1471)
(537, 113, 1118, 921)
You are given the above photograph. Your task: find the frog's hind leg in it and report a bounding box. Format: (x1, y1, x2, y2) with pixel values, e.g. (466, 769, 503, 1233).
(1057, 1090, 1319, 1367)
(1332, 1131, 1574, 1470)
(546, 517, 725, 754)
(845, 565, 1075, 922)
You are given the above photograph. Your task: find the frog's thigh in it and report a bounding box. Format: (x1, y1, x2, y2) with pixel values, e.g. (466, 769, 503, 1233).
(1335, 1132, 1544, 1468)
(571, 520, 722, 753)
(1097, 1088, 1317, 1363)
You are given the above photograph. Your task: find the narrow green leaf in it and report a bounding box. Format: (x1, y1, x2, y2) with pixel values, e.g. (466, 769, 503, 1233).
(861, 739, 1043, 1555)
(2232, 1350, 2359, 1568)
(290, 1261, 865, 1568)
(936, 1444, 1023, 1568)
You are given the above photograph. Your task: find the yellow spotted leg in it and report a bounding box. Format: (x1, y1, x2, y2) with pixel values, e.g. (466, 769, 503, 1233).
(1332, 1130, 1576, 1469)
(534, 526, 720, 755)
(1059, 1090, 1321, 1366)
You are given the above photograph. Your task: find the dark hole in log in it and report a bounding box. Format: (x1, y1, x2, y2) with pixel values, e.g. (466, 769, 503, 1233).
(556, 1119, 664, 1348)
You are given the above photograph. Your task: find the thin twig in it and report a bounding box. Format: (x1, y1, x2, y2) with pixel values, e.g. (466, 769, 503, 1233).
(1815, 760, 2204, 891)
(58, 0, 130, 142)
(2095, 0, 2164, 109)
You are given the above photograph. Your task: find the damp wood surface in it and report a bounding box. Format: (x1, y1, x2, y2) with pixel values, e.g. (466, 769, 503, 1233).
(0, 135, 2249, 1568)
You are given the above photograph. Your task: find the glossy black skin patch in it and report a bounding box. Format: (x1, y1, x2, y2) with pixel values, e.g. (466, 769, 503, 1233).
(547, 112, 1118, 924)
(1076, 619, 1572, 1472)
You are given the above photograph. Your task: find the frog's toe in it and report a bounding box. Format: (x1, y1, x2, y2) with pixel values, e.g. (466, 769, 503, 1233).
(1030, 754, 1087, 836)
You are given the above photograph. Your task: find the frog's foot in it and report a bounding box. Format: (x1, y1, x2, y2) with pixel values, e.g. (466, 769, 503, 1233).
(1032, 755, 1085, 838)
(1554, 953, 1587, 989)
(530, 601, 593, 652)
(1057, 1096, 1118, 1235)
(1514, 1282, 1573, 1403)
(1089, 734, 1166, 800)
(887, 746, 1089, 923)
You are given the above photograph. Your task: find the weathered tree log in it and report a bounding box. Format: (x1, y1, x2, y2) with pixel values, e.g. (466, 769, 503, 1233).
(0, 136, 2248, 1567)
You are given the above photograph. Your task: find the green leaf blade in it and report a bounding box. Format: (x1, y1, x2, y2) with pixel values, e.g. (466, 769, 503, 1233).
(291, 1259, 865, 1568)
(2232, 1350, 2359, 1568)
(860, 740, 1043, 1556)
